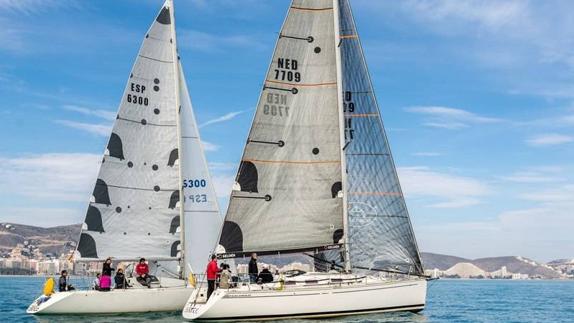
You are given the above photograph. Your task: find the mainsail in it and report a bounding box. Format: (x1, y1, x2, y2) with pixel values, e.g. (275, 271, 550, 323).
(338, 0, 424, 275)
(219, 0, 345, 256)
(76, 1, 220, 276)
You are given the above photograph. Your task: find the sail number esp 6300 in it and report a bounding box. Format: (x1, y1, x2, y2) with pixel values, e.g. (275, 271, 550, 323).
(183, 179, 208, 203)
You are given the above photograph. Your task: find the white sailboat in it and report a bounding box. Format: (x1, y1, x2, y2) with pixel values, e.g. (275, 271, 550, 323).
(27, 0, 222, 315)
(183, 0, 428, 320)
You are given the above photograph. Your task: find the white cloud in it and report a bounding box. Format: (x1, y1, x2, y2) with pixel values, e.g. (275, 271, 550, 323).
(0, 0, 78, 15)
(398, 166, 489, 208)
(356, 1, 574, 99)
(501, 171, 563, 184)
(63, 105, 116, 121)
(199, 110, 246, 128)
(0, 153, 100, 203)
(201, 140, 219, 152)
(398, 0, 528, 31)
(208, 162, 237, 172)
(406, 106, 501, 129)
(519, 185, 574, 203)
(211, 174, 235, 198)
(526, 134, 573, 146)
(55, 120, 112, 137)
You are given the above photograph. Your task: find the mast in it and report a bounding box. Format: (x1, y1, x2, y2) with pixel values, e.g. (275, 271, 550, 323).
(333, 0, 351, 273)
(167, 0, 186, 277)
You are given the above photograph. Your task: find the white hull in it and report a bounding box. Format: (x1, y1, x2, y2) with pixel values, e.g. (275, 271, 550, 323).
(27, 278, 193, 315)
(183, 275, 427, 321)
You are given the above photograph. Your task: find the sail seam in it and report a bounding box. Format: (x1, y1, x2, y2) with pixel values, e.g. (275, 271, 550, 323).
(345, 113, 379, 118)
(117, 116, 176, 127)
(266, 80, 337, 87)
(244, 158, 340, 165)
(93, 184, 178, 192)
(290, 6, 333, 11)
(138, 54, 173, 64)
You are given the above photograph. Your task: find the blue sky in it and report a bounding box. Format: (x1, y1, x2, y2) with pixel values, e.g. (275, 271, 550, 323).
(0, 0, 572, 262)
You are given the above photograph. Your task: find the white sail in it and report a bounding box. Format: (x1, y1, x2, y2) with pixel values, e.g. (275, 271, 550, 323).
(76, 1, 181, 261)
(218, 0, 344, 256)
(178, 61, 223, 275)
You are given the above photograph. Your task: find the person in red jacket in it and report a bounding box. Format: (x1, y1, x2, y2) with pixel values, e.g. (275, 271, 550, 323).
(135, 258, 151, 287)
(206, 255, 219, 299)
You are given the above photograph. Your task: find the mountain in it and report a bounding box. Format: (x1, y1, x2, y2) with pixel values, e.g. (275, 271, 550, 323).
(421, 252, 470, 271)
(422, 252, 563, 279)
(0, 223, 81, 257)
(472, 256, 560, 278)
(0, 222, 569, 279)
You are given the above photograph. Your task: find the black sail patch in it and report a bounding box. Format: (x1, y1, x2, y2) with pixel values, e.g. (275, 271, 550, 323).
(171, 241, 180, 257)
(93, 179, 111, 206)
(77, 233, 98, 258)
(107, 133, 124, 160)
(168, 190, 179, 209)
(331, 182, 342, 198)
(169, 216, 180, 234)
(156, 7, 171, 25)
(219, 221, 243, 253)
(167, 149, 178, 167)
(237, 161, 258, 193)
(85, 206, 105, 233)
(333, 229, 344, 244)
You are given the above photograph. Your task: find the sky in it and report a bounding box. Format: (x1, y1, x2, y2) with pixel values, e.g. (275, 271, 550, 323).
(0, 0, 572, 262)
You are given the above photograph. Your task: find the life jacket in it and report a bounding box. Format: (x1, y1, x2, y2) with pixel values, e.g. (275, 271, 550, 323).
(100, 275, 112, 289)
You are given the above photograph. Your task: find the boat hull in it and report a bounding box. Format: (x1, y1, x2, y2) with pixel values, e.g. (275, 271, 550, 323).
(183, 278, 427, 321)
(27, 286, 193, 314)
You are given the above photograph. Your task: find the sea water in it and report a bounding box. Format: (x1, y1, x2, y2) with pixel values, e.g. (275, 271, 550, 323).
(1, 277, 573, 322)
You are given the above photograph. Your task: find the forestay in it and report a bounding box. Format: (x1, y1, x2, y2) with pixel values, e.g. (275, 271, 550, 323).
(338, 0, 424, 275)
(76, 2, 182, 261)
(218, 0, 344, 256)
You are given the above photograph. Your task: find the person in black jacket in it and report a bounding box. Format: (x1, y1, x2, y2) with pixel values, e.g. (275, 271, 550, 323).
(248, 253, 258, 283)
(102, 257, 115, 276)
(58, 270, 75, 292)
(256, 265, 274, 284)
(114, 268, 131, 289)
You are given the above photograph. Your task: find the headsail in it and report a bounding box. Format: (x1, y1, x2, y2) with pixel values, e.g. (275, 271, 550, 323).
(218, 0, 344, 256)
(76, 1, 182, 261)
(338, 0, 424, 275)
(178, 61, 223, 274)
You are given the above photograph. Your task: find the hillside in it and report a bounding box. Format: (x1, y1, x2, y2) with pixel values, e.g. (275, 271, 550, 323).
(422, 253, 563, 279)
(421, 252, 470, 270)
(0, 223, 81, 257)
(472, 256, 561, 278)
(0, 222, 569, 279)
